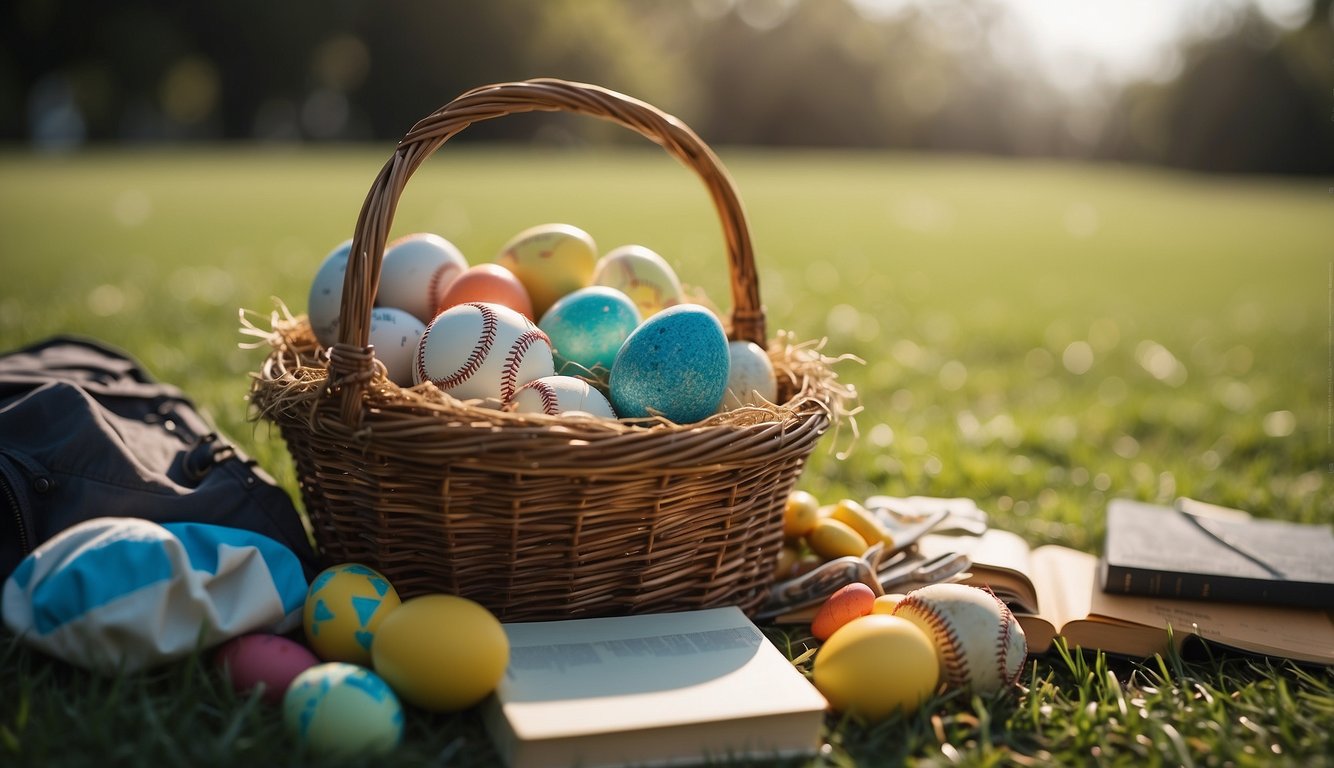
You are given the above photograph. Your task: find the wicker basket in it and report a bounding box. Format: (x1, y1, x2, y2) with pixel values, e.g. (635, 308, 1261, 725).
(249, 78, 851, 621)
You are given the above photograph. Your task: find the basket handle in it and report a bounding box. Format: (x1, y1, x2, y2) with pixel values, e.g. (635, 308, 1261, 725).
(330, 78, 764, 420)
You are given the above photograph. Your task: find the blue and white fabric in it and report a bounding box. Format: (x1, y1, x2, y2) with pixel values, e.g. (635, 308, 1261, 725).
(2, 517, 307, 672)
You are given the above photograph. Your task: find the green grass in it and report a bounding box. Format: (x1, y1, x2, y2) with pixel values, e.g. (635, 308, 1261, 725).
(1, 146, 1331, 766)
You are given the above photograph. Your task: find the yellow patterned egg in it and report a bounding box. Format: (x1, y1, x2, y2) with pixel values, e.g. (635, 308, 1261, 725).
(592, 244, 684, 319)
(302, 564, 402, 665)
(496, 223, 598, 318)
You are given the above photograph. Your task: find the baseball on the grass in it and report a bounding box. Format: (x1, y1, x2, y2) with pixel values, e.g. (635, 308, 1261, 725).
(378, 233, 468, 323)
(308, 239, 352, 348)
(510, 375, 617, 419)
(415, 302, 554, 404)
(892, 583, 1027, 694)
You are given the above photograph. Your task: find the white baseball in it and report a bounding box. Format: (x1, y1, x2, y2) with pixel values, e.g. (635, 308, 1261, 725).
(892, 583, 1027, 694)
(510, 376, 617, 419)
(718, 340, 778, 411)
(368, 307, 426, 386)
(415, 302, 554, 404)
(378, 233, 468, 323)
(308, 239, 352, 348)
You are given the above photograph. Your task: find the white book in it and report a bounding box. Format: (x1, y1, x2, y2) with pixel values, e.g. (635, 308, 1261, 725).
(482, 606, 828, 768)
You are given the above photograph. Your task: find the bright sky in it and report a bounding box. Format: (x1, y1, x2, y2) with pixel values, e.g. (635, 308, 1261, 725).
(853, 0, 1318, 87)
(1000, 0, 1316, 84)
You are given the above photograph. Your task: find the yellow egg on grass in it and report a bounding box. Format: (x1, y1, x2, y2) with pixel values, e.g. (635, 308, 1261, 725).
(372, 594, 510, 712)
(813, 614, 940, 720)
(303, 564, 402, 665)
(496, 223, 598, 319)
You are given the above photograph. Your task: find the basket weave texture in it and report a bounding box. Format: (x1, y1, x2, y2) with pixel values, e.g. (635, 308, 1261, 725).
(249, 78, 851, 621)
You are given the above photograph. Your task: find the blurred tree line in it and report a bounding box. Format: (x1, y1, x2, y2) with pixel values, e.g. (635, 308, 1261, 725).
(2, 0, 1330, 174)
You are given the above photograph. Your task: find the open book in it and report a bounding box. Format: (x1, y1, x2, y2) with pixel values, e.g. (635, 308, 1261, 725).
(916, 530, 1334, 665)
(482, 606, 828, 768)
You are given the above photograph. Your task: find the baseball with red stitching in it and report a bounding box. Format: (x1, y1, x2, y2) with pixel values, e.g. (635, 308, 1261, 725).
(415, 302, 554, 403)
(379, 233, 469, 323)
(510, 375, 617, 419)
(892, 583, 1028, 694)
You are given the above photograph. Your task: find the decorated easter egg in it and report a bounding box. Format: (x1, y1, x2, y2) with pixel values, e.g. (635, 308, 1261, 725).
(437, 263, 534, 320)
(811, 583, 877, 641)
(510, 375, 617, 419)
(372, 594, 510, 712)
(216, 633, 321, 704)
(813, 614, 940, 720)
(609, 304, 729, 424)
(538, 286, 641, 378)
(495, 223, 598, 318)
(415, 302, 555, 404)
(308, 239, 352, 348)
(283, 662, 403, 756)
(302, 564, 401, 665)
(592, 244, 684, 319)
(718, 340, 778, 411)
(378, 233, 469, 323)
(369, 307, 426, 386)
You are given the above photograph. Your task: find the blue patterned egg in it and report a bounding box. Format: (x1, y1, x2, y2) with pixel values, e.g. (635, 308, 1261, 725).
(609, 304, 729, 423)
(539, 286, 641, 379)
(283, 662, 403, 756)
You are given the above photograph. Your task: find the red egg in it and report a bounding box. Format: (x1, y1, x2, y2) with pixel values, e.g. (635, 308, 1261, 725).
(811, 582, 877, 641)
(436, 264, 534, 320)
(216, 633, 321, 704)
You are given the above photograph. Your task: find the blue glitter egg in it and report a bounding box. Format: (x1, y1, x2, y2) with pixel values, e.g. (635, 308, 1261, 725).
(609, 304, 730, 423)
(539, 286, 641, 378)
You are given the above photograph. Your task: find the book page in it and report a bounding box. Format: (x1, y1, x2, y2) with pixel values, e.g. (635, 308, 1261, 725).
(493, 607, 827, 741)
(917, 529, 1040, 614)
(1088, 588, 1334, 664)
(1030, 545, 1100, 630)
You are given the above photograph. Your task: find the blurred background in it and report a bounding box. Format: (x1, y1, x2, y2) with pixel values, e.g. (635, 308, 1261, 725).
(4, 0, 1332, 174)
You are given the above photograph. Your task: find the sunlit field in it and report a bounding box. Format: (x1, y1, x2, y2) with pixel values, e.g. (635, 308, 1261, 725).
(1, 146, 1330, 765)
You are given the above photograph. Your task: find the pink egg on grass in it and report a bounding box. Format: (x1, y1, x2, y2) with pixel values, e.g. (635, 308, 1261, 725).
(215, 633, 320, 704)
(436, 263, 534, 321)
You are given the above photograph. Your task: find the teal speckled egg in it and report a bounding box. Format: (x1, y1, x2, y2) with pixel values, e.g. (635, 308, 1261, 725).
(539, 286, 641, 379)
(609, 304, 729, 423)
(283, 662, 403, 756)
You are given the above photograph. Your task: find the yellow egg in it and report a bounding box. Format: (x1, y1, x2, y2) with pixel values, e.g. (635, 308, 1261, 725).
(303, 564, 402, 665)
(813, 615, 939, 720)
(372, 594, 510, 712)
(496, 223, 598, 318)
(807, 517, 870, 560)
(592, 244, 684, 319)
(871, 593, 908, 614)
(783, 490, 821, 539)
(830, 499, 896, 550)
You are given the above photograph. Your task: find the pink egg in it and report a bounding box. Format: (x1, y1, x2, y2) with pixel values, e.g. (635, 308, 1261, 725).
(436, 264, 534, 320)
(216, 633, 321, 704)
(811, 582, 877, 641)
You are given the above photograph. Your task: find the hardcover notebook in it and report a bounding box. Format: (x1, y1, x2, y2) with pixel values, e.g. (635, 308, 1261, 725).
(482, 606, 828, 768)
(912, 526, 1334, 665)
(1101, 498, 1334, 608)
